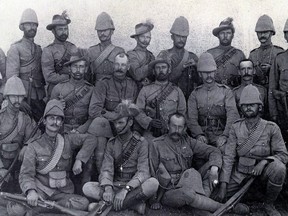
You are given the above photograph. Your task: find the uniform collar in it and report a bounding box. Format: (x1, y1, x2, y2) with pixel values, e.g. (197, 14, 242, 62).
(202, 82, 217, 91)
(154, 80, 169, 86)
(53, 38, 66, 45)
(22, 36, 34, 44)
(43, 132, 57, 148)
(218, 44, 232, 50)
(134, 45, 147, 52)
(260, 42, 272, 49)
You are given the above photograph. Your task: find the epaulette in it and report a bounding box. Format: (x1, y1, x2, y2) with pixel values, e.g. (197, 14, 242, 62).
(60, 79, 70, 84)
(194, 85, 203, 91)
(152, 135, 166, 143)
(89, 44, 99, 49)
(216, 83, 230, 89)
(232, 85, 241, 91)
(233, 118, 245, 124)
(29, 134, 42, 144)
(12, 39, 23, 45)
(275, 50, 287, 57)
(108, 136, 116, 144)
(267, 121, 277, 126)
(46, 42, 56, 47)
(84, 81, 93, 86)
(274, 45, 284, 50)
(250, 47, 258, 53)
(65, 41, 75, 46)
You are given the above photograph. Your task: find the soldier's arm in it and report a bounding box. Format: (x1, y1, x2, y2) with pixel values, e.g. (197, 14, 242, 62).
(99, 140, 114, 187)
(135, 88, 153, 129)
(89, 81, 107, 118)
(149, 140, 160, 177)
(127, 51, 152, 81)
(176, 87, 187, 115)
(126, 139, 150, 188)
(268, 58, 279, 118)
(6, 45, 20, 79)
(41, 47, 69, 84)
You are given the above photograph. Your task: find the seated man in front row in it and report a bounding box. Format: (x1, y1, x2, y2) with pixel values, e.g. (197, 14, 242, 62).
(215, 85, 288, 216)
(7, 99, 97, 215)
(83, 101, 159, 215)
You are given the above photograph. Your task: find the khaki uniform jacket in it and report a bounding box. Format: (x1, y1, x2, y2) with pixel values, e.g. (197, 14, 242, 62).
(136, 81, 186, 130)
(41, 40, 78, 97)
(207, 45, 245, 88)
(99, 132, 150, 189)
(187, 83, 239, 141)
(6, 37, 45, 100)
(19, 133, 96, 196)
(88, 43, 124, 84)
(89, 76, 138, 118)
(220, 118, 288, 184)
(50, 79, 93, 133)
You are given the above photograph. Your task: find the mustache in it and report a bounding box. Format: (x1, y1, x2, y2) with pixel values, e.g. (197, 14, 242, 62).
(115, 69, 124, 73)
(260, 37, 268, 40)
(170, 132, 182, 137)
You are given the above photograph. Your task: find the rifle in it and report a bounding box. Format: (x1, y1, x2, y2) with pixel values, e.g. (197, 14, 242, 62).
(152, 98, 162, 137)
(86, 200, 112, 216)
(272, 90, 288, 123)
(0, 192, 88, 216)
(212, 177, 255, 216)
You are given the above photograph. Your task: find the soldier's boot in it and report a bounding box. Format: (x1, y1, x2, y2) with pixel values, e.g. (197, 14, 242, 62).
(263, 181, 282, 216)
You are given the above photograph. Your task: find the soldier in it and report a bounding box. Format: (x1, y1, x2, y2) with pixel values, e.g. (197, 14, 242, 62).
(159, 16, 200, 99)
(135, 51, 186, 138)
(7, 99, 97, 215)
(215, 85, 288, 216)
(0, 76, 38, 194)
(233, 59, 267, 117)
(42, 11, 78, 99)
(87, 12, 125, 84)
(6, 8, 46, 122)
(127, 20, 155, 91)
(249, 15, 283, 88)
(50, 52, 93, 134)
(269, 18, 288, 140)
(149, 113, 247, 215)
(83, 101, 159, 215)
(207, 17, 245, 88)
(187, 52, 239, 153)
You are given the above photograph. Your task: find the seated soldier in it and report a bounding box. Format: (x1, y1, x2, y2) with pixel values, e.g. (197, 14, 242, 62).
(7, 99, 98, 215)
(215, 85, 288, 216)
(83, 101, 159, 215)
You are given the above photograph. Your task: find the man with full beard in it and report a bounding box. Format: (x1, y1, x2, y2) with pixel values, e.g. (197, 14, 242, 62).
(207, 17, 245, 88)
(215, 85, 288, 216)
(135, 51, 186, 138)
(42, 11, 78, 99)
(187, 52, 239, 154)
(233, 59, 267, 117)
(6, 8, 46, 122)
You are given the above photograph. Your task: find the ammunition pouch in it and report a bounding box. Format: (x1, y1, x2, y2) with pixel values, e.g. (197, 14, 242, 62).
(237, 157, 256, 174)
(0, 143, 19, 159)
(49, 171, 67, 188)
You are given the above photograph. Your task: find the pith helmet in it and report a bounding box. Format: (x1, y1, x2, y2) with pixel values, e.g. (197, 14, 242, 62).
(46, 11, 71, 30)
(255, 15, 275, 35)
(19, 8, 38, 30)
(149, 51, 171, 69)
(170, 16, 189, 37)
(284, 18, 288, 32)
(197, 52, 217, 72)
(87, 117, 113, 138)
(95, 12, 115, 30)
(43, 99, 64, 118)
(239, 84, 263, 106)
(4, 76, 26, 96)
(213, 17, 235, 36)
(130, 20, 154, 38)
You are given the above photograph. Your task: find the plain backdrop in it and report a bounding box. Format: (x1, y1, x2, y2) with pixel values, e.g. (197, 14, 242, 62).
(0, 0, 287, 57)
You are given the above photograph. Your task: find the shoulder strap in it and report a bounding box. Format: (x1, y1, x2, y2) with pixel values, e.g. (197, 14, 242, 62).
(21, 44, 41, 67)
(214, 47, 237, 68)
(0, 112, 24, 143)
(155, 83, 175, 105)
(37, 134, 65, 175)
(174, 50, 189, 72)
(92, 44, 116, 69)
(237, 119, 267, 156)
(64, 85, 90, 110)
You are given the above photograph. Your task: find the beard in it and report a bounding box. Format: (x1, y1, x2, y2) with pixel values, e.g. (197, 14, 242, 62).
(242, 108, 259, 118)
(156, 72, 169, 81)
(220, 38, 232, 46)
(71, 73, 84, 80)
(24, 29, 36, 38)
(56, 33, 68, 42)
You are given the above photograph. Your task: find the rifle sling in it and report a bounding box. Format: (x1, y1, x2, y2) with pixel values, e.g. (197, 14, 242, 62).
(92, 44, 116, 69)
(214, 47, 237, 68)
(55, 43, 72, 67)
(237, 119, 267, 157)
(20, 44, 40, 68)
(0, 112, 24, 143)
(64, 85, 90, 110)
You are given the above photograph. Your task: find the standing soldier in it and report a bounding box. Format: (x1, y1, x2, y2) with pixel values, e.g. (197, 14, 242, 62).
(249, 15, 283, 88)
(6, 8, 46, 122)
(269, 18, 288, 140)
(135, 51, 186, 138)
(50, 52, 93, 134)
(83, 101, 159, 215)
(0, 76, 38, 193)
(42, 11, 78, 100)
(127, 20, 155, 91)
(7, 99, 96, 215)
(87, 12, 125, 85)
(187, 52, 239, 153)
(207, 17, 245, 88)
(159, 16, 200, 99)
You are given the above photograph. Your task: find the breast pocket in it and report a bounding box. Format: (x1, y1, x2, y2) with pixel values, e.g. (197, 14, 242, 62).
(250, 141, 270, 157)
(36, 156, 50, 168)
(280, 68, 288, 81)
(164, 99, 178, 112)
(160, 157, 177, 171)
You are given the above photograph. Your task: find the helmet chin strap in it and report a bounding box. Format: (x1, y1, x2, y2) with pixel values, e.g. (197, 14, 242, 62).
(116, 118, 131, 135)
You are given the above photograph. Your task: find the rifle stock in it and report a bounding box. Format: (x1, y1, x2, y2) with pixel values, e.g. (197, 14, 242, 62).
(152, 99, 162, 137)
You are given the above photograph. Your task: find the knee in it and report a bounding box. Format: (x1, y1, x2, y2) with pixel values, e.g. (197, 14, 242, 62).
(7, 201, 26, 216)
(82, 181, 102, 200)
(266, 160, 286, 184)
(67, 195, 89, 211)
(141, 177, 159, 197)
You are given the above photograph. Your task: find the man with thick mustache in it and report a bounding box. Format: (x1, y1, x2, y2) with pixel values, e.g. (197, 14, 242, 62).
(249, 15, 283, 88)
(233, 59, 267, 117)
(87, 12, 124, 85)
(187, 52, 239, 154)
(127, 20, 155, 91)
(42, 11, 78, 99)
(207, 17, 245, 88)
(6, 8, 46, 122)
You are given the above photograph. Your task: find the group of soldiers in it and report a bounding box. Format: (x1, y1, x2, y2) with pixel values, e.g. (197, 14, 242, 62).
(0, 7, 288, 216)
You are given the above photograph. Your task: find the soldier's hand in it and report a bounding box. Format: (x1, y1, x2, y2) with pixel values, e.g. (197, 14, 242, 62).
(72, 159, 82, 175)
(196, 135, 208, 144)
(183, 59, 196, 69)
(216, 136, 227, 148)
(209, 166, 219, 189)
(59, 98, 66, 109)
(113, 189, 128, 211)
(252, 160, 268, 176)
(18, 146, 27, 161)
(103, 186, 114, 203)
(149, 119, 163, 129)
(150, 202, 162, 210)
(27, 189, 39, 206)
(213, 182, 227, 203)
